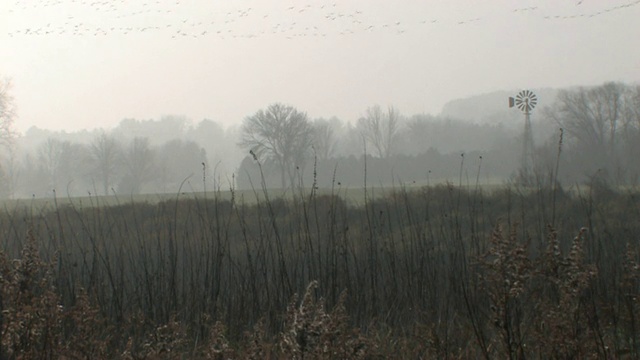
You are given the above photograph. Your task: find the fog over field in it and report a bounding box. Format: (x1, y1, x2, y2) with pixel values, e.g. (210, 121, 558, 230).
(4, 0, 639, 132)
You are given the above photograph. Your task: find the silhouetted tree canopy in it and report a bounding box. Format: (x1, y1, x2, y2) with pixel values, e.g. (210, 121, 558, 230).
(90, 132, 123, 195)
(120, 137, 155, 195)
(239, 103, 314, 189)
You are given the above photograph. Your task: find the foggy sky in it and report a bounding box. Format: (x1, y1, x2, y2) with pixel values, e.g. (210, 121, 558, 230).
(2, 0, 639, 133)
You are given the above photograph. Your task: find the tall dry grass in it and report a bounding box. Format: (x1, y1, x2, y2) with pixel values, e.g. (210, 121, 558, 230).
(0, 176, 639, 358)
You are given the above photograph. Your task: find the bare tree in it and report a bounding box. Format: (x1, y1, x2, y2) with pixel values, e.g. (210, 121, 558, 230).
(357, 105, 400, 158)
(312, 118, 339, 160)
(157, 139, 207, 193)
(404, 114, 437, 155)
(545, 82, 626, 154)
(622, 85, 640, 134)
(37, 138, 90, 195)
(0, 78, 17, 197)
(544, 82, 640, 183)
(621, 85, 640, 182)
(90, 132, 122, 195)
(2, 145, 20, 198)
(0, 78, 16, 147)
(239, 103, 314, 189)
(121, 137, 155, 194)
(38, 138, 67, 191)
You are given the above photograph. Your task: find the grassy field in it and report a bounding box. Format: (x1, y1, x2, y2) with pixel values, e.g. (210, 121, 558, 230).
(1, 179, 639, 358)
(0, 176, 511, 211)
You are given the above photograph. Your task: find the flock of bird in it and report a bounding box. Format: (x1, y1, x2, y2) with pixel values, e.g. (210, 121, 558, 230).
(6, 0, 640, 40)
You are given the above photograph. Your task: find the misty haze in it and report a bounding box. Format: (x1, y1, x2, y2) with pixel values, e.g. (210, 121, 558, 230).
(1, 1, 640, 358)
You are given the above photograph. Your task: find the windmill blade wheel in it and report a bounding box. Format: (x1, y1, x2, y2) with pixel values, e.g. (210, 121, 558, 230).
(515, 90, 537, 113)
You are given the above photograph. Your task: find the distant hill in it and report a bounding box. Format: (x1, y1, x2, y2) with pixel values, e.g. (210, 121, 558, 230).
(439, 88, 559, 129)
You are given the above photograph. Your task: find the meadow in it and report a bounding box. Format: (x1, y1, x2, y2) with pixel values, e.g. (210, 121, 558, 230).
(1, 177, 639, 358)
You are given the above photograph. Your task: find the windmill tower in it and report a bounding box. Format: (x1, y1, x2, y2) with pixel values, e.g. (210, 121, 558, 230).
(509, 90, 537, 184)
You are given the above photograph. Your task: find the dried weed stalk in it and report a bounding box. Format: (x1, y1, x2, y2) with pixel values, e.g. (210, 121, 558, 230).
(278, 280, 369, 359)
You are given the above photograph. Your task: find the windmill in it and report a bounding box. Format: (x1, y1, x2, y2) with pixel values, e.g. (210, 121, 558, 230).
(509, 90, 537, 184)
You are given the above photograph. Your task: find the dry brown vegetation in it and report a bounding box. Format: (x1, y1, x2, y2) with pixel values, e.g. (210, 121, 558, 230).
(1, 179, 640, 358)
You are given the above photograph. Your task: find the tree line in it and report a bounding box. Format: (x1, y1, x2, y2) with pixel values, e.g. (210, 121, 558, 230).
(13, 133, 208, 198)
(0, 79, 638, 198)
(544, 82, 640, 185)
(237, 82, 640, 190)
